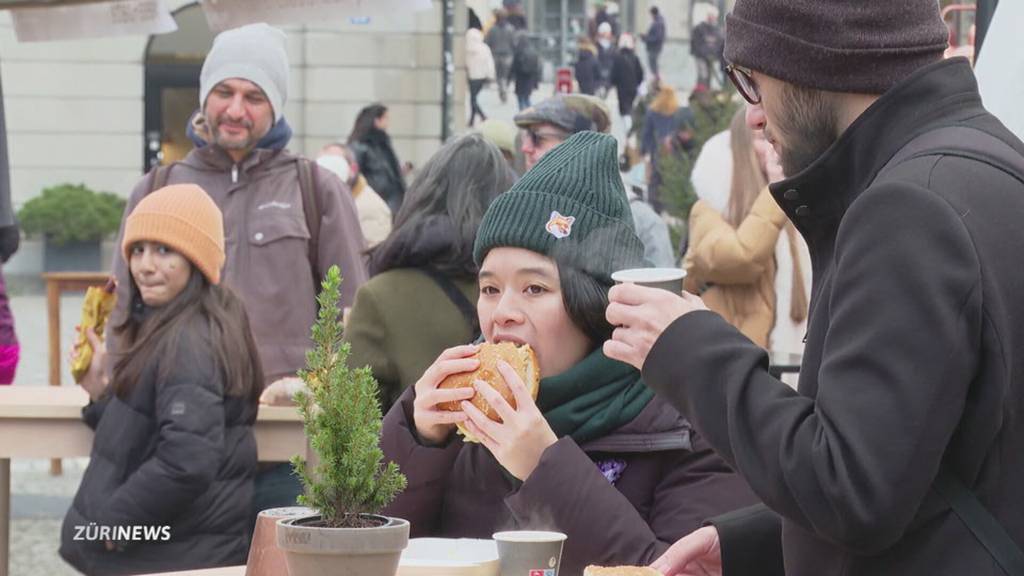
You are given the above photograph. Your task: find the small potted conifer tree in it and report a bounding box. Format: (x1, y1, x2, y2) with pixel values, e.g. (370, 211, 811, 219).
(275, 266, 409, 576)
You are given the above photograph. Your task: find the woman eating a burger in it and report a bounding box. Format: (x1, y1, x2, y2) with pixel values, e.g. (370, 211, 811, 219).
(380, 132, 758, 574)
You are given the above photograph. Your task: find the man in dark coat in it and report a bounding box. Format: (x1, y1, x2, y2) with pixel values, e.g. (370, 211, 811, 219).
(605, 1, 1024, 575)
(690, 7, 723, 88)
(609, 34, 644, 120)
(641, 6, 666, 77)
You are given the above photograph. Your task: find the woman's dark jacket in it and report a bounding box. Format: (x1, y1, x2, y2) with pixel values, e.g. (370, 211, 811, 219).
(381, 388, 758, 576)
(60, 316, 258, 576)
(352, 129, 406, 214)
(574, 50, 601, 95)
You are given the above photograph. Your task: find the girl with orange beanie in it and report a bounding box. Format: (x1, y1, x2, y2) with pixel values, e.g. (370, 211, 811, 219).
(60, 184, 263, 575)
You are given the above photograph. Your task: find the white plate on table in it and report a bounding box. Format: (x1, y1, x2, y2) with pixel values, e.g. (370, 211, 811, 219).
(398, 538, 499, 576)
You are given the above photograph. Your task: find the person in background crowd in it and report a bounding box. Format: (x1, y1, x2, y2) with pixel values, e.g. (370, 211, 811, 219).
(607, 1, 1024, 574)
(62, 185, 262, 575)
(345, 134, 516, 410)
(682, 108, 805, 349)
(641, 6, 666, 78)
(610, 33, 644, 133)
(512, 32, 542, 111)
(620, 158, 674, 268)
(316, 143, 392, 248)
(690, 5, 724, 89)
(380, 132, 757, 576)
(595, 21, 617, 97)
(349, 103, 409, 214)
(0, 70, 18, 386)
(110, 23, 368, 519)
(640, 80, 681, 213)
(515, 94, 675, 269)
(475, 118, 521, 171)
(574, 37, 602, 96)
(466, 28, 496, 127)
(486, 9, 516, 104)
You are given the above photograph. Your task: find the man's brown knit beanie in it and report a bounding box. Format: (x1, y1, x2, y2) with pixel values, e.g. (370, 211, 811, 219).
(724, 0, 949, 94)
(122, 184, 225, 285)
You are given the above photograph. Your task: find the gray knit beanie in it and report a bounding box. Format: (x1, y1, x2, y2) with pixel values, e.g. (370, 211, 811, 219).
(474, 131, 645, 284)
(725, 0, 949, 94)
(200, 23, 289, 123)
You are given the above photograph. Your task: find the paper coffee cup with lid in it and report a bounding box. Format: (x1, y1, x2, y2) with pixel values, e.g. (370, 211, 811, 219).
(611, 267, 687, 293)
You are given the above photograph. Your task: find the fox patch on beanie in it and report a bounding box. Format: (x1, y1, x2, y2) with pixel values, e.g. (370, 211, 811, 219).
(724, 0, 949, 94)
(200, 23, 289, 123)
(474, 131, 645, 284)
(122, 184, 226, 285)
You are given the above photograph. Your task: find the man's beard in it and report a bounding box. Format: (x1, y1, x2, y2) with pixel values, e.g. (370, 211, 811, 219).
(209, 115, 257, 151)
(773, 84, 839, 177)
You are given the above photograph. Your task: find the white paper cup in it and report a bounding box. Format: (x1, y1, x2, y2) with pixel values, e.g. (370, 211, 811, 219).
(493, 531, 567, 576)
(611, 267, 687, 293)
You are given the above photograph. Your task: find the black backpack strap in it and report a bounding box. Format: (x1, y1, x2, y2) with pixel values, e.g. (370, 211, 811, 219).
(418, 267, 481, 341)
(934, 469, 1024, 576)
(297, 158, 321, 286)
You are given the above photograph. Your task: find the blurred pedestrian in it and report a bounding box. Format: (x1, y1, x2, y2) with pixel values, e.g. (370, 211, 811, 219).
(0, 73, 18, 386)
(640, 80, 680, 212)
(574, 37, 602, 96)
(466, 28, 496, 127)
(691, 5, 724, 89)
(317, 143, 392, 248)
(610, 33, 644, 130)
(349, 103, 408, 214)
(512, 33, 541, 111)
(641, 6, 666, 77)
(486, 9, 516, 103)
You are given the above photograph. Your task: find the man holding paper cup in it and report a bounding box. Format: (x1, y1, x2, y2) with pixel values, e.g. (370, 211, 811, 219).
(605, 1, 1024, 575)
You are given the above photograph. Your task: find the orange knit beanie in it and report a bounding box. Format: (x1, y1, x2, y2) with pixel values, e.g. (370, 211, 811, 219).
(122, 184, 225, 285)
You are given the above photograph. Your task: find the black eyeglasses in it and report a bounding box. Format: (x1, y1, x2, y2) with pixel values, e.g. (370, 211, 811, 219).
(725, 63, 761, 105)
(522, 127, 568, 148)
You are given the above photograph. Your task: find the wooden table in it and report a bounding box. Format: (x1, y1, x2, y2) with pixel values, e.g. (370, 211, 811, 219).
(42, 271, 111, 476)
(0, 386, 304, 576)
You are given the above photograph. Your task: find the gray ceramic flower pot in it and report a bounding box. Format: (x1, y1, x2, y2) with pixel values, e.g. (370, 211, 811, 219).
(276, 513, 410, 576)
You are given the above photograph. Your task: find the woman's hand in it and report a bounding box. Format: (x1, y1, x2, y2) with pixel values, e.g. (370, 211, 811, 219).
(73, 326, 109, 401)
(412, 344, 479, 445)
(460, 360, 557, 481)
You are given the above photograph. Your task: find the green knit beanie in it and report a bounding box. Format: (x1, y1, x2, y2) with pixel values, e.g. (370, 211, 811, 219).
(473, 131, 645, 283)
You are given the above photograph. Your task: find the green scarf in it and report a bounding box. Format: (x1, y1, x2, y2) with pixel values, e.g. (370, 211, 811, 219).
(537, 348, 654, 444)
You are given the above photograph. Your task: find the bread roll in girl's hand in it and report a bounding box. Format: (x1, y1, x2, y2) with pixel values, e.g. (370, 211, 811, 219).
(437, 341, 539, 442)
(71, 281, 116, 384)
(583, 566, 663, 575)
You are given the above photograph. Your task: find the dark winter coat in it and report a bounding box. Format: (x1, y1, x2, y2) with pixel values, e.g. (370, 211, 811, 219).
(381, 389, 758, 576)
(60, 316, 258, 576)
(485, 21, 516, 57)
(574, 49, 602, 95)
(690, 21, 723, 60)
(643, 15, 665, 52)
(610, 49, 644, 111)
(643, 58, 1024, 576)
(352, 129, 406, 214)
(512, 40, 541, 97)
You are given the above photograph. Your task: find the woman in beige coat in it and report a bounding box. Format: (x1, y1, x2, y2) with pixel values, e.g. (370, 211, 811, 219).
(683, 109, 807, 349)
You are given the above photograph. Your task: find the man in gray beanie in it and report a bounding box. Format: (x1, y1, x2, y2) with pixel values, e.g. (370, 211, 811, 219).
(604, 2, 1024, 575)
(111, 23, 368, 517)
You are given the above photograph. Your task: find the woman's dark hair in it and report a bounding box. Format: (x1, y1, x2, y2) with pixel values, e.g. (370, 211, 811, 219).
(348, 103, 388, 144)
(111, 267, 263, 405)
(557, 263, 615, 349)
(368, 133, 517, 277)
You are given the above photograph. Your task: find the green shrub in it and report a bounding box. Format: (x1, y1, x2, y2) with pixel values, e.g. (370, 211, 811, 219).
(292, 266, 406, 528)
(18, 183, 125, 246)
